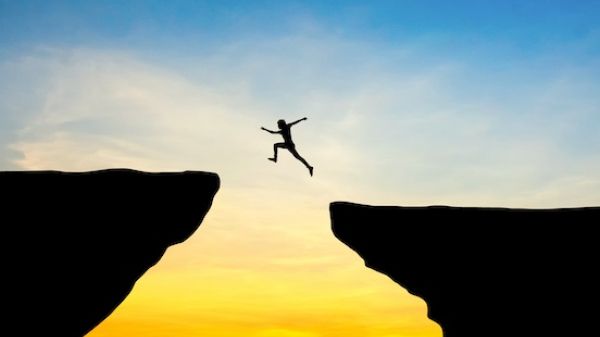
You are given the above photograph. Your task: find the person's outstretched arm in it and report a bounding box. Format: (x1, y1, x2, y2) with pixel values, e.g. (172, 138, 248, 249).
(288, 117, 308, 126)
(261, 126, 280, 134)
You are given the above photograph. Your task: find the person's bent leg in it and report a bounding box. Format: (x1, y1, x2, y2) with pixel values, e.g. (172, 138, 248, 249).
(269, 143, 286, 162)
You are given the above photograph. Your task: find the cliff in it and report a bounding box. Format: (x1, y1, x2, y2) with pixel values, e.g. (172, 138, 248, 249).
(330, 202, 599, 336)
(3, 169, 219, 336)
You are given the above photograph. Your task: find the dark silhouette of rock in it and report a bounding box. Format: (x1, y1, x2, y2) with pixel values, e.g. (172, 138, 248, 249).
(3, 169, 219, 336)
(330, 202, 599, 336)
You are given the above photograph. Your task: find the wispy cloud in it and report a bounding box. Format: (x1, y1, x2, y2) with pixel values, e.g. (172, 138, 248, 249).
(1, 32, 599, 209)
(2, 8, 599, 337)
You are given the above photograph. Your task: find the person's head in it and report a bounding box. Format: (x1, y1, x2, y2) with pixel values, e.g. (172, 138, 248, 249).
(277, 119, 286, 129)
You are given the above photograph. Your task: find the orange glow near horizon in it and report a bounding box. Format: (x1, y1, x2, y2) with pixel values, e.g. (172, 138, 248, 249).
(87, 191, 442, 337)
(5, 3, 600, 336)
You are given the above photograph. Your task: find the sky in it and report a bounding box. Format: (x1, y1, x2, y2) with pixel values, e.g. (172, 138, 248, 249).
(1, 1, 600, 336)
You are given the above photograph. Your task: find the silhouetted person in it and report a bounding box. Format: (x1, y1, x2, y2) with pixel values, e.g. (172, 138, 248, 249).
(261, 118, 314, 176)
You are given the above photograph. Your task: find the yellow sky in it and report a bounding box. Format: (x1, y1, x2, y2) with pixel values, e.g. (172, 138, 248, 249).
(87, 188, 441, 337)
(7, 49, 446, 337)
(11, 46, 597, 337)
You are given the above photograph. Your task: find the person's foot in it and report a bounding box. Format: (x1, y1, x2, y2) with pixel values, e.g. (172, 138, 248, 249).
(268, 157, 277, 162)
(308, 166, 314, 176)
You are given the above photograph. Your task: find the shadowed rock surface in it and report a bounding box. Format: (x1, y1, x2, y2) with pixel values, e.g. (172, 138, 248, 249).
(3, 169, 219, 336)
(330, 202, 599, 336)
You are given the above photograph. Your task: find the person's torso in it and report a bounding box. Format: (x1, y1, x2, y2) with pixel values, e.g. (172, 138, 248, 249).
(281, 127, 293, 144)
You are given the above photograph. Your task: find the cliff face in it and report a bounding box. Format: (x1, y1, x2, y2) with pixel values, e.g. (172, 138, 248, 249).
(330, 202, 599, 337)
(3, 169, 219, 336)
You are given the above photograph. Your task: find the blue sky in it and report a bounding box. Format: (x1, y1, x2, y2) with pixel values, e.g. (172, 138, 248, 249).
(2, 1, 599, 72)
(2, 2, 600, 336)
(1, 0, 599, 207)
(2, 1, 599, 48)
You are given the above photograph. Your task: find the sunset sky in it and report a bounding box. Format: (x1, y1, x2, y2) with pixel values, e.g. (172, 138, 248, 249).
(2, 1, 600, 336)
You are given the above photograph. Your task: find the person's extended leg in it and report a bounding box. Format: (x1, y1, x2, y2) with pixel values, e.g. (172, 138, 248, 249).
(288, 147, 313, 176)
(269, 143, 286, 162)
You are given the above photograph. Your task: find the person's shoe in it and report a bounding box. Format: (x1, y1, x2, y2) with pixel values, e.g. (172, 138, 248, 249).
(309, 166, 314, 176)
(268, 157, 276, 162)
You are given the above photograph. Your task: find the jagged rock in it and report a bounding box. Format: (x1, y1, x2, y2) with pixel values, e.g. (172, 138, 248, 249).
(3, 169, 219, 336)
(330, 202, 599, 336)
